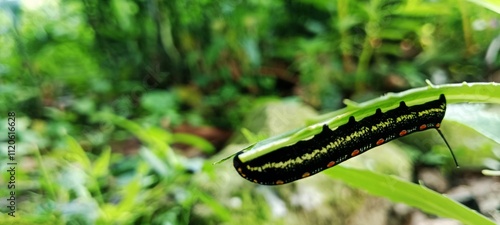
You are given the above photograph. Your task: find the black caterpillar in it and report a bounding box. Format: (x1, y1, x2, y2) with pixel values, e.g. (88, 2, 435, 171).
(234, 94, 456, 185)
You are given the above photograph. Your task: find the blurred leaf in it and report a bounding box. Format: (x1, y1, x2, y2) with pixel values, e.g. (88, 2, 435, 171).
(172, 133, 216, 154)
(397, 0, 452, 16)
(482, 169, 500, 176)
(141, 91, 178, 113)
(325, 166, 495, 225)
(468, 0, 500, 14)
(72, 97, 96, 115)
(242, 37, 261, 66)
(65, 135, 91, 170)
(60, 163, 91, 198)
(111, 0, 138, 32)
(196, 191, 232, 221)
(145, 127, 174, 144)
(139, 146, 170, 177)
(445, 104, 500, 145)
(91, 147, 111, 178)
(35, 43, 100, 92)
(240, 127, 265, 143)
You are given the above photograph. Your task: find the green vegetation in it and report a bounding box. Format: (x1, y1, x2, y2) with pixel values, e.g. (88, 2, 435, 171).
(0, 0, 499, 224)
(325, 166, 496, 225)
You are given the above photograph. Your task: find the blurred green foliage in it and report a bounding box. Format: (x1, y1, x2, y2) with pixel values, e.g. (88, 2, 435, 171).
(3, 0, 499, 125)
(0, 0, 499, 224)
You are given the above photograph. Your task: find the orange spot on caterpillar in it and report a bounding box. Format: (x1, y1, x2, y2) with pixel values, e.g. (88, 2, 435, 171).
(376, 138, 384, 145)
(420, 124, 427, 130)
(327, 161, 336, 168)
(276, 180, 284, 185)
(436, 123, 441, 128)
(351, 149, 360, 157)
(237, 168, 246, 177)
(253, 180, 258, 183)
(302, 172, 311, 178)
(399, 130, 407, 136)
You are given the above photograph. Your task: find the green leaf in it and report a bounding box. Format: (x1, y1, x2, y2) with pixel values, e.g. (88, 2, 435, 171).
(196, 191, 232, 221)
(445, 104, 500, 145)
(91, 147, 111, 178)
(141, 91, 178, 113)
(482, 169, 500, 176)
(97, 113, 179, 167)
(172, 133, 215, 154)
(65, 135, 91, 170)
(139, 146, 170, 177)
(325, 166, 495, 225)
(468, 0, 500, 14)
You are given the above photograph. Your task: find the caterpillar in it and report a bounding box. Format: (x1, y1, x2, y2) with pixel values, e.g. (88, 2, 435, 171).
(233, 94, 457, 185)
